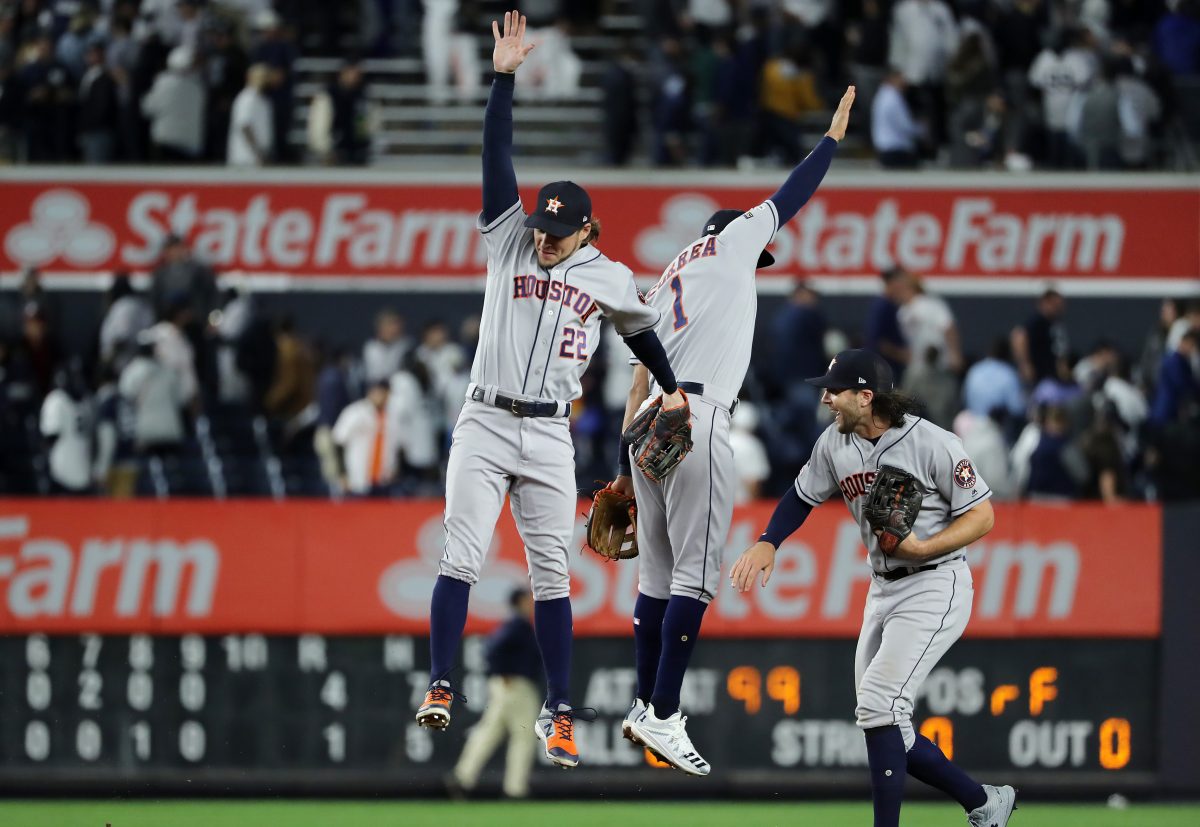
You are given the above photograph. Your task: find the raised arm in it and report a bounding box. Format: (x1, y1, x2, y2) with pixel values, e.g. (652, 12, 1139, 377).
(482, 10, 536, 224)
(767, 86, 855, 226)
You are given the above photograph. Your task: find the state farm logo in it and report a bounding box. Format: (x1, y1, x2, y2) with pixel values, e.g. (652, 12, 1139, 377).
(5, 189, 115, 267)
(0, 515, 218, 619)
(635, 193, 721, 268)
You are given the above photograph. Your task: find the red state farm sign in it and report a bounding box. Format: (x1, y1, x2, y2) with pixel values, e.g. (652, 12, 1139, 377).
(0, 500, 1160, 638)
(1, 180, 1196, 280)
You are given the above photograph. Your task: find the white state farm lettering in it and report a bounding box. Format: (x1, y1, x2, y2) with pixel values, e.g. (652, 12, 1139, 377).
(121, 191, 488, 270)
(764, 197, 1124, 274)
(0, 516, 218, 619)
(376, 513, 1083, 626)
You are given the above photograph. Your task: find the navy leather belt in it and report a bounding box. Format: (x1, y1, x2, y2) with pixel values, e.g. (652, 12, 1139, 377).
(471, 386, 570, 418)
(876, 555, 964, 582)
(678, 382, 737, 415)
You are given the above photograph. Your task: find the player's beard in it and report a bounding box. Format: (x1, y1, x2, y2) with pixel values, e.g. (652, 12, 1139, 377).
(834, 406, 859, 434)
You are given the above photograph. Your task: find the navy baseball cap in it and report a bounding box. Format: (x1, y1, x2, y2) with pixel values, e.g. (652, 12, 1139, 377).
(703, 209, 776, 269)
(524, 181, 593, 236)
(805, 349, 895, 393)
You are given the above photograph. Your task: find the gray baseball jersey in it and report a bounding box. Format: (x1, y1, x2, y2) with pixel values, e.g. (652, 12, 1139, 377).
(633, 200, 780, 603)
(794, 415, 991, 573)
(640, 200, 780, 408)
(474, 200, 659, 403)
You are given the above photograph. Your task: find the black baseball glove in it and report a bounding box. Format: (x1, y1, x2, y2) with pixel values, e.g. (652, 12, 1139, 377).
(863, 465, 924, 556)
(623, 392, 692, 483)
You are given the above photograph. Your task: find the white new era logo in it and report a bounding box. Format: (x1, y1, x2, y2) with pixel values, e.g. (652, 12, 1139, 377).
(859, 377, 867, 384)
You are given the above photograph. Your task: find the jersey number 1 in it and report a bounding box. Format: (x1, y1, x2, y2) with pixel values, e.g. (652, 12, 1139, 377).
(669, 276, 688, 330)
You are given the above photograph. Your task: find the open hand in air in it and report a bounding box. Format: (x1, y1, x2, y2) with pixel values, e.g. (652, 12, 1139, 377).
(825, 86, 856, 142)
(492, 10, 536, 74)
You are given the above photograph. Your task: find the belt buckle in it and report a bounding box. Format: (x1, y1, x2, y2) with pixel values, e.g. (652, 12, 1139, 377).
(510, 397, 522, 416)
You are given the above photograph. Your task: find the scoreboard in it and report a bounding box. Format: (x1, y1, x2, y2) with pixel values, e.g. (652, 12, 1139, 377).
(0, 634, 1155, 793)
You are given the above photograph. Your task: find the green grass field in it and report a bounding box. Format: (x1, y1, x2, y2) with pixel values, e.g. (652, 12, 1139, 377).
(2, 800, 1197, 827)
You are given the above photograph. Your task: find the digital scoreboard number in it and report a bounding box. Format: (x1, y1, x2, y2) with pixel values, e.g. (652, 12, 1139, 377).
(0, 635, 1154, 790)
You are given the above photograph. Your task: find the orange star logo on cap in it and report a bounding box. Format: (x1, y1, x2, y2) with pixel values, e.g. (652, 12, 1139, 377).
(545, 196, 564, 215)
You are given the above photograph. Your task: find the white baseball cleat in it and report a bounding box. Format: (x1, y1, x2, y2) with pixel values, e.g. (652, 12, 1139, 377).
(628, 703, 711, 777)
(622, 698, 647, 745)
(968, 784, 1017, 827)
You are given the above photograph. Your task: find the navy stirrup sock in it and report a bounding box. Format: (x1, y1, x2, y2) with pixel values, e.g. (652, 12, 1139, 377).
(906, 734, 988, 811)
(864, 725, 907, 827)
(429, 575, 471, 684)
(633, 593, 669, 703)
(648, 595, 707, 718)
(533, 596, 573, 708)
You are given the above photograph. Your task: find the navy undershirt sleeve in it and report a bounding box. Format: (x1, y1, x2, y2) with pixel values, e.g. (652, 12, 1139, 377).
(759, 487, 814, 548)
(767, 136, 838, 227)
(623, 331, 678, 395)
(482, 72, 518, 224)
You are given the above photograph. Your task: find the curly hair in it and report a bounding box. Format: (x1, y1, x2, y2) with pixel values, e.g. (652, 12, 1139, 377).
(869, 389, 921, 428)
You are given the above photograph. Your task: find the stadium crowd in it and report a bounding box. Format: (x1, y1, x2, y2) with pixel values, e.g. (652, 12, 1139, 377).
(0, 0, 1197, 168)
(1, 249, 1197, 503)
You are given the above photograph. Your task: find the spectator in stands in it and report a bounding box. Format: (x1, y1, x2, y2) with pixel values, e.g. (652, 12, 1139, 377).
(1024, 405, 1081, 499)
(758, 36, 825, 164)
(119, 330, 187, 455)
(414, 319, 467, 437)
(1113, 53, 1162, 169)
(771, 281, 827, 457)
(903, 345, 960, 430)
(1137, 297, 1181, 395)
(39, 359, 94, 494)
(263, 315, 316, 430)
(1153, 0, 1200, 75)
(141, 45, 206, 161)
(1028, 28, 1097, 168)
(871, 69, 923, 168)
(1012, 288, 1070, 386)
(1074, 340, 1148, 441)
(601, 39, 639, 166)
(954, 408, 1017, 500)
(16, 302, 60, 401)
(650, 37, 691, 166)
(227, 62, 273, 166)
(55, 11, 95, 81)
(98, 274, 154, 372)
(391, 358, 440, 492)
(150, 234, 218, 329)
(963, 337, 1026, 423)
(895, 274, 962, 371)
(150, 298, 200, 411)
(889, 0, 959, 150)
(77, 41, 120, 163)
(1075, 58, 1123, 169)
(448, 587, 542, 800)
(518, 18, 583, 101)
(945, 29, 1002, 167)
(1150, 327, 1199, 427)
(422, 0, 482, 106)
(249, 9, 297, 162)
(1080, 403, 1131, 502)
(362, 307, 410, 383)
(332, 379, 397, 496)
(209, 288, 255, 405)
(325, 58, 372, 165)
(865, 267, 911, 377)
(847, 0, 890, 116)
(729, 402, 770, 505)
(203, 20, 249, 162)
(314, 347, 356, 492)
(106, 14, 141, 161)
(1166, 299, 1200, 352)
(18, 32, 74, 162)
(93, 365, 136, 497)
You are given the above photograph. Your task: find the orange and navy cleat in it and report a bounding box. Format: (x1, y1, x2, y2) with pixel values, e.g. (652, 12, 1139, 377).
(415, 682, 456, 730)
(535, 703, 596, 769)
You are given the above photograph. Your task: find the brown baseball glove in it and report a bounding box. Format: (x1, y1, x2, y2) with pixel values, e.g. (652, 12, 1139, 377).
(584, 484, 638, 560)
(863, 465, 925, 555)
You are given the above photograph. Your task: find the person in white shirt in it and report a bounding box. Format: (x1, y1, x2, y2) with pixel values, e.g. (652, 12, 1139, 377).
(150, 303, 199, 408)
(889, 0, 958, 148)
(894, 274, 962, 371)
(332, 381, 397, 496)
(227, 63, 273, 166)
(119, 333, 188, 454)
(40, 366, 95, 494)
(362, 308, 411, 383)
(1028, 28, 1098, 168)
(141, 46, 206, 160)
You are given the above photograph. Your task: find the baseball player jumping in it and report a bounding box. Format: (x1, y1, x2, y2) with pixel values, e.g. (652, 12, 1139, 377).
(731, 349, 1016, 826)
(416, 11, 690, 770)
(595, 89, 855, 776)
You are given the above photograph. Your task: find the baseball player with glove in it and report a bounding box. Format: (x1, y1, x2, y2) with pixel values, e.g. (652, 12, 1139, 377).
(416, 11, 690, 771)
(585, 88, 856, 776)
(730, 349, 1015, 826)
